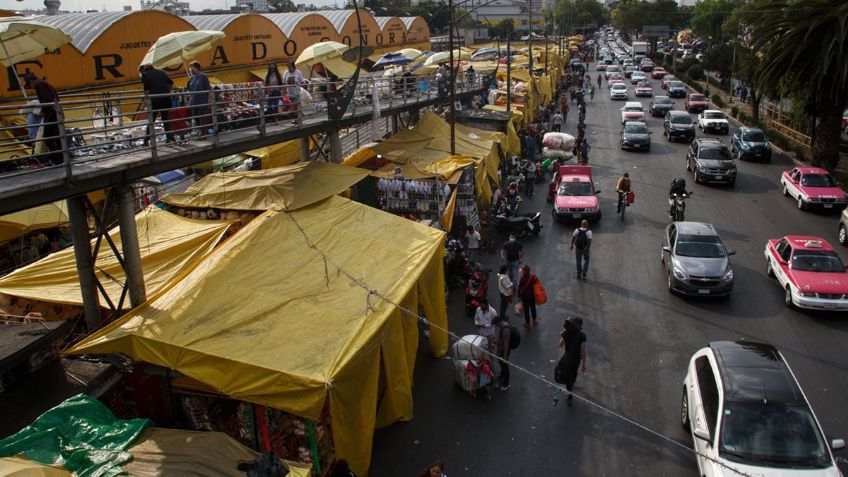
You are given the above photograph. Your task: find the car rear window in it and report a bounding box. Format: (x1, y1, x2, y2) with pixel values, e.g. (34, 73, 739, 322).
(792, 250, 844, 272)
(624, 124, 648, 134)
(705, 112, 726, 119)
(800, 174, 835, 187)
(698, 146, 732, 160)
(690, 95, 706, 101)
(671, 115, 693, 124)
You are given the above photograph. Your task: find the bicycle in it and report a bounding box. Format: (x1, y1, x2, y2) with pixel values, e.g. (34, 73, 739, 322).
(617, 190, 631, 221)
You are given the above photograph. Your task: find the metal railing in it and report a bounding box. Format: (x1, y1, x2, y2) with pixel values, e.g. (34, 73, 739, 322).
(0, 72, 486, 182)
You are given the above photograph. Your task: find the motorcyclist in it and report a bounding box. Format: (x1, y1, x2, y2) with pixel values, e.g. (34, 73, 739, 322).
(505, 181, 520, 204)
(668, 177, 688, 217)
(615, 172, 632, 213)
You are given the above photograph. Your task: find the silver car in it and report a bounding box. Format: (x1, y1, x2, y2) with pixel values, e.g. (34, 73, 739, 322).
(662, 222, 735, 296)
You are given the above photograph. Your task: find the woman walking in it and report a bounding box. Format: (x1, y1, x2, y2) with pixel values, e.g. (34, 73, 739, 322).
(264, 63, 283, 121)
(558, 316, 587, 406)
(517, 265, 539, 329)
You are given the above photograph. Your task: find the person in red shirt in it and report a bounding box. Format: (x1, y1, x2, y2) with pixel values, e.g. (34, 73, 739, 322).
(517, 265, 540, 329)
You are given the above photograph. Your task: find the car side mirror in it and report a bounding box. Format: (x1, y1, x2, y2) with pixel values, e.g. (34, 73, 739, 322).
(832, 438, 846, 450)
(693, 428, 711, 444)
(649, 131, 653, 134)
(595, 190, 602, 194)
(726, 249, 736, 256)
(662, 246, 672, 253)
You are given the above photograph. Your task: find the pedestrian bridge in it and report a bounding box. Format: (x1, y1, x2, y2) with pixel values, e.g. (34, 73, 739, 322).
(0, 74, 487, 216)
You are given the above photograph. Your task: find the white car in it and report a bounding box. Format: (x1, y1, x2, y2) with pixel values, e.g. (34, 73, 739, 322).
(682, 341, 845, 477)
(620, 101, 645, 124)
(630, 72, 647, 84)
(697, 110, 730, 135)
(610, 83, 628, 100)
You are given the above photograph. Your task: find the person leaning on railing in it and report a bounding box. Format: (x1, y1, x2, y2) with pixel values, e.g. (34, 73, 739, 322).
(140, 64, 175, 144)
(187, 61, 211, 134)
(22, 72, 62, 165)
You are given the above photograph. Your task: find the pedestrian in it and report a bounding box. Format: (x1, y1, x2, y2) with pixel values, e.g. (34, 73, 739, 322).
(578, 138, 590, 164)
(418, 460, 446, 477)
(23, 73, 62, 165)
(739, 85, 748, 104)
(517, 265, 540, 329)
(474, 296, 498, 350)
(570, 219, 592, 280)
(465, 225, 481, 263)
(500, 233, 523, 285)
(496, 265, 514, 321)
(283, 61, 304, 115)
(187, 61, 211, 134)
(264, 62, 284, 120)
(140, 64, 174, 144)
(551, 111, 564, 132)
(524, 160, 536, 197)
(558, 315, 587, 406)
(562, 100, 569, 123)
(494, 317, 513, 391)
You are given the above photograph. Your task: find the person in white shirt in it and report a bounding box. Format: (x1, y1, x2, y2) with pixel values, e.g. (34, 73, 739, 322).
(283, 61, 304, 109)
(465, 225, 481, 263)
(496, 265, 514, 320)
(551, 112, 564, 132)
(473, 297, 498, 349)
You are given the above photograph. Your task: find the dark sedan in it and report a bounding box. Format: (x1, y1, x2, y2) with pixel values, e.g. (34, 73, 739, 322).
(649, 95, 674, 117)
(661, 222, 735, 297)
(620, 121, 651, 151)
(731, 127, 772, 161)
(667, 81, 688, 98)
(663, 111, 696, 142)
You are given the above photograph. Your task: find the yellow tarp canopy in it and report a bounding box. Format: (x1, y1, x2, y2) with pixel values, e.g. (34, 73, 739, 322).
(242, 139, 303, 169)
(0, 206, 232, 306)
(67, 195, 449, 477)
(0, 201, 68, 244)
(0, 128, 30, 163)
(370, 155, 476, 181)
(0, 457, 73, 477)
(162, 162, 369, 212)
(122, 427, 312, 477)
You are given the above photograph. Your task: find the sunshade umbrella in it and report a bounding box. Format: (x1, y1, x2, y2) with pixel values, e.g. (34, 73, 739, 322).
(396, 48, 422, 60)
(424, 49, 471, 67)
(0, 18, 72, 94)
(295, 41, 349, 68)
(372, 52, 413, 70)
(140, 30, 225, 70)
(470, 48, 499, 60)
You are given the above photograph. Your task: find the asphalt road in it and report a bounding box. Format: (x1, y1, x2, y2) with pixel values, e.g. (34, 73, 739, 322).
(370, 65, 848, 476)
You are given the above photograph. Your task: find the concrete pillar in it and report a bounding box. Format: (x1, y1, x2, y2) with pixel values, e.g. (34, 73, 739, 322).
(391, 113, 399, 134)
(67, 196, 101, 330)
(300, 137, 310, 161)
(115, 185, 147, 308)
(328, 129, 342, 163)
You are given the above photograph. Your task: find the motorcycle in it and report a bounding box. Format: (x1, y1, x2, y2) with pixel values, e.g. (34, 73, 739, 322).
(464, 262, 491, 317)
(669, 192, 692, 221)
(489, 205, 543, 238)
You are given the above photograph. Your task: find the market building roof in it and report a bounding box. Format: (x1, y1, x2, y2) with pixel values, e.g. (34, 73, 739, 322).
(182, 13, 243, 31)
(36, 11, 133, 53)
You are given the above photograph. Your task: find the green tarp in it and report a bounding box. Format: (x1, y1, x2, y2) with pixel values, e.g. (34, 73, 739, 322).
(0, 394, 150, 477)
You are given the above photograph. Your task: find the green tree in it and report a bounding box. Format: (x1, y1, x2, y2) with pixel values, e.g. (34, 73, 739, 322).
(553, 0, 608, 36)
(690, 0, 742, 43)
(611, 0, 688, 36)
(269, 0, 297, 12)
(721, 2, 763, 122)
(408, 0, 451, 34)
(486, 18, 518, 40)
(747, 0, 848, 170)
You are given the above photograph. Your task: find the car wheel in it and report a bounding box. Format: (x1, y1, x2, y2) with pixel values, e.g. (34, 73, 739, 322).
(784, 286, 796, 308)
(797, 196, 805, 210)
(680, 390, 691, 431)
(694, 169, 701, 184)
(686, 159, 691, 172)
(782, 184, 790, 196)
(840, 224, 848, 245)
(551, 208, 559, 223)
(667, 271, 675, 293)
(766, 258, 775, 277)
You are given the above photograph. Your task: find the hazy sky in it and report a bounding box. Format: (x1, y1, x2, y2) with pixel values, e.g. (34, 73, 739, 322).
(10, 0, 340, 12)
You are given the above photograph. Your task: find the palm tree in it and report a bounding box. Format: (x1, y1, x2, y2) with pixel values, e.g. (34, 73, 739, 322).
(748, 0, 848, 170)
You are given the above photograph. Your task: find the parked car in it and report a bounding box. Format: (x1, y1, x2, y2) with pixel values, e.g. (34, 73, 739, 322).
(661, 74, 678, 89)
(620, 101, 645, 123)
(631, 71, 647, 84)
(551, 165, 602, 223)
(651, 67, 667, 79)
(635, 81, 653, 97)
(697, 110, 730, 135)
(765, 235, 848, 310)
(667, 81, 687, 98)
(620, 121, 652, 151)
(780, 167, 847, 211)
(682, 340, 845, 476)
(664, 110, 696, 142)
(686, 137, 736, 185)
(730, 127, 772, 161)
(650, 95, 674, 117)
(610, 83, 628, 100)
(662, 222, 735, 296)
(684, 93, 709, 113)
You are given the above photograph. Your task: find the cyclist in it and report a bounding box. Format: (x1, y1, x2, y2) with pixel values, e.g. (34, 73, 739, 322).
(615, 172, 632, 213)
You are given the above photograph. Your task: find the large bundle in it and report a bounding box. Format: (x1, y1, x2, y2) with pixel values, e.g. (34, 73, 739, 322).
(542, 148, 574, 161)
(452, 335, 489, 361)
(542, 132, 576, 151)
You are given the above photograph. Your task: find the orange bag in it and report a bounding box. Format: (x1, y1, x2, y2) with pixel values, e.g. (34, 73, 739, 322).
(534, 280, 548, 305)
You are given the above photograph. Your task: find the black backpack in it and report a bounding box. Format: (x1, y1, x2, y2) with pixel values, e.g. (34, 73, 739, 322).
(508, 325, 521, 350)
(575, 229, 588, 249)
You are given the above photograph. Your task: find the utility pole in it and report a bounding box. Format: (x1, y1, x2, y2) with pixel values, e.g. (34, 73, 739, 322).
(506, 30, 512, 111)
(449, 0, 456, 155)
(527, 0, 533, 73)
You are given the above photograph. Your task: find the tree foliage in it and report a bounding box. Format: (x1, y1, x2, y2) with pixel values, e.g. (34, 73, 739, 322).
(269, 0, 298, 12)
(747, 0, 848, 169)
(690, 0, 742, 43)
(487, 18, 518, 40)
(552, 0, 608, 35)
(611, 0, 689, 35)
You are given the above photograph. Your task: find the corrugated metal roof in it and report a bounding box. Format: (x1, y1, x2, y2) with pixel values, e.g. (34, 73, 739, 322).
(262, 12, 317, 37)
(374, 16, 394, 30)
(37, 11, 134, 53)
(183, 14, 242, 31)
(400, 17, 418, 30)
(310, 10, 355, 32)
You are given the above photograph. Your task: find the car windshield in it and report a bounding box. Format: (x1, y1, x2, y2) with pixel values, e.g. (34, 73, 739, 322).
(699, 146, 732, 160)
(690, 95, 706, 101)
(558, 181, 594, 196)
(624, 106, 642, 111)
(800, 174, 835, 187)
(791, 250, 844, 272)
(719, 403, 830, 469)
(743, 131, 766, 142)
(624, 124, 648, 134)
(675, 235, 726, 258)
(705, 112, 726, 120)
(671, 115, 693, 124)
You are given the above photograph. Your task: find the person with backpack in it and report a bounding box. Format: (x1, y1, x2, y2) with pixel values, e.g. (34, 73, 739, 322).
(494, 316, 520, 391)
(570, 220, 592, 280)
(517, 265, 540, 329)
(557, 316, 587, 406)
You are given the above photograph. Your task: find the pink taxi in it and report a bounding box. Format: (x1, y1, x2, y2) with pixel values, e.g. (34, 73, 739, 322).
(780, 167, 847, 211)
(551, 165, 601, 223)
(765, 235, 848, 310)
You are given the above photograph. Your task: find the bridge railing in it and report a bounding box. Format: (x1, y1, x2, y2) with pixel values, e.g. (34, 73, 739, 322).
(0, 72, 486, 182)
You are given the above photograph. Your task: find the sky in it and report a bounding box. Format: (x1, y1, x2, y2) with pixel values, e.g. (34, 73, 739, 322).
(9, 0, 339, 12)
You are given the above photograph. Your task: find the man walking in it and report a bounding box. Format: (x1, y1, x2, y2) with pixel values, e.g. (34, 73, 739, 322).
(496, 265, 514, 322)
(465, 225, 481, 263)
(495, 317, 513, 391)
(474, 297, 498, 350)
(524, 160, 536, 198)
(500, 233, 523, 284)
(570, 219, 592, 280)
(140, 64, 174, 144)
(551, 111, 564, 132)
